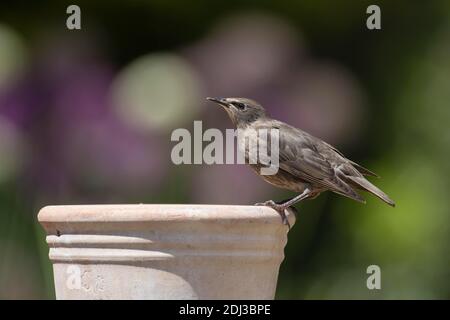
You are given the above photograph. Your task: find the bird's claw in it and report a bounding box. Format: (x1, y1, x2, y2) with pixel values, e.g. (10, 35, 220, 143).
(254, 200, 291, 229)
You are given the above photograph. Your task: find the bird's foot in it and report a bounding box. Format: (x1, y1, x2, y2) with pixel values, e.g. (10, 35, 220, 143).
(255, 200, 291, 229)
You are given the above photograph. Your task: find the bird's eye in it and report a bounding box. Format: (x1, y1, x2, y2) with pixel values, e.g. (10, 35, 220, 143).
(233, 102, 247, 110)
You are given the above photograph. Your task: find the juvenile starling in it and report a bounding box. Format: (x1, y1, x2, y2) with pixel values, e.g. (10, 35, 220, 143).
(207, 97, 395, 227)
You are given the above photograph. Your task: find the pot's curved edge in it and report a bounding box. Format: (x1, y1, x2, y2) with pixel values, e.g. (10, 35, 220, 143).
(38, 204, 296, 226)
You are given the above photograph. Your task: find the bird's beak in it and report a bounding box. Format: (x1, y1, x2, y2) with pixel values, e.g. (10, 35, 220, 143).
(206, 97, 229, 108)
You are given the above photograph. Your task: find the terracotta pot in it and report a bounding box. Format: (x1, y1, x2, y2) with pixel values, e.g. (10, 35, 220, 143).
(38, 204, 295, 300)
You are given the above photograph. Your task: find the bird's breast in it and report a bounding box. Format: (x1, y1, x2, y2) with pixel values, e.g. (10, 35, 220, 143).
(248, 164, 309, 193)
(237, 127, 271, 164)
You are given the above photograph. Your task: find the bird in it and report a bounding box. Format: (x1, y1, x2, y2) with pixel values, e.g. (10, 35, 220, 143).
(207, 97, 395, 227)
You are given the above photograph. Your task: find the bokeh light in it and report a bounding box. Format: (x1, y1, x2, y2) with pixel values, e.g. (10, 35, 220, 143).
(185, 12, 302, 96)
(0, 24, 27, 91)
(111, 53, 203, 132)
(282, 62, 366, 146)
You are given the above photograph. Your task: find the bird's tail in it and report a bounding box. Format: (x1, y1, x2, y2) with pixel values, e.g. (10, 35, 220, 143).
(345, 176, 395, 207)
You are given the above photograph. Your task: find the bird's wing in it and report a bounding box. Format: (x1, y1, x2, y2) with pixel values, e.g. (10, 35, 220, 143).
(309, 136, 379, 178)
(320, 141, 379, 177)
(275, 122, 394, 206)
(268, 123, 366, 203)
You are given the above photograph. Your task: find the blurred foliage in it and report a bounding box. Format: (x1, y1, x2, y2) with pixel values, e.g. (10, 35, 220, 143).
(0, 0, 449, 299)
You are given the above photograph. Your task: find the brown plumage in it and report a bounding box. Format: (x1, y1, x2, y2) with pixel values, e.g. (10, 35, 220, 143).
(207, 97, 395, 226)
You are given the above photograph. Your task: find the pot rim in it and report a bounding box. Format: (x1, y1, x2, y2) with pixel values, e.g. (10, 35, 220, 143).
(38, 204, 295, 225)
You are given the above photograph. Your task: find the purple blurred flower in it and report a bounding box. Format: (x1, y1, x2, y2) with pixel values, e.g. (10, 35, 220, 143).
(190, 164, 274, 205)
(184, 13, 303, 96)
(0, 34, 169, 202)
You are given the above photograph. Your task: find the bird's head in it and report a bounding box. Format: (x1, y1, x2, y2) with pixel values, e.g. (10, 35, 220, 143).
(207, 97, 266, 127)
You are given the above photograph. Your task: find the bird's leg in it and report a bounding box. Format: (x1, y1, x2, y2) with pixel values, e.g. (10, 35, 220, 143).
(276, 197, 297, 205)
(255, 188, 312, 227)
(278, 188, 312, 207)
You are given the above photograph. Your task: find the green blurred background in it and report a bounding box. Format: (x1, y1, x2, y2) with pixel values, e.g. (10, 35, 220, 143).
(0, 0, 449, 299)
